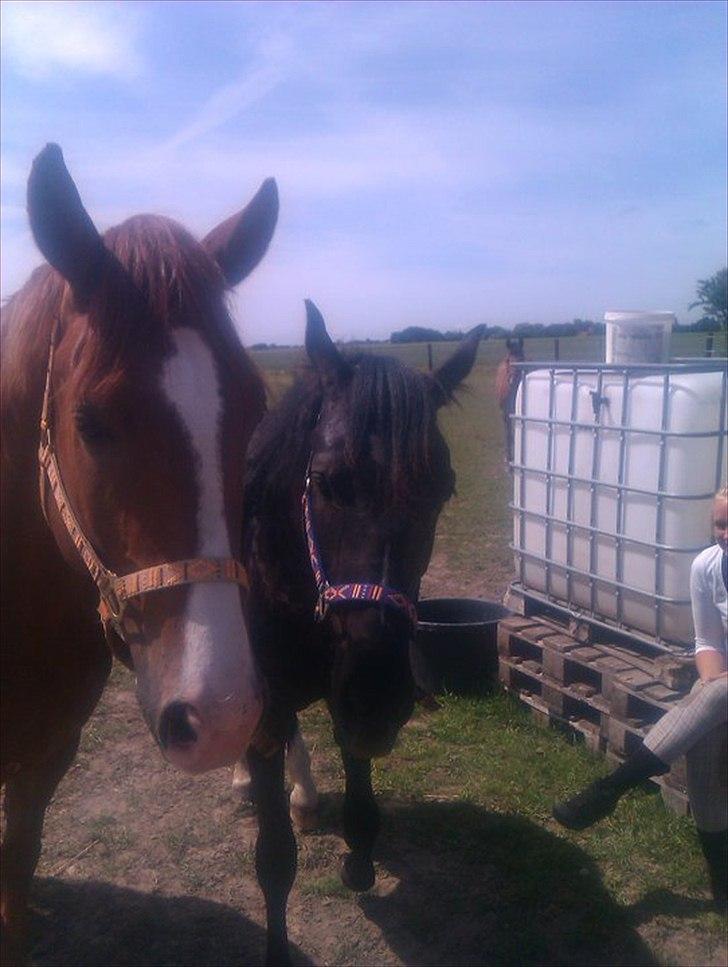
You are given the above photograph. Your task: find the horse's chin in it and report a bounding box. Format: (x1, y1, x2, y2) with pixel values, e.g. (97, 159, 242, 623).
(160, 726, 249, 774)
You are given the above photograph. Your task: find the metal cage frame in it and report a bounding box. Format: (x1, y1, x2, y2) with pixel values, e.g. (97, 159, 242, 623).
(509, 360, 728, 652)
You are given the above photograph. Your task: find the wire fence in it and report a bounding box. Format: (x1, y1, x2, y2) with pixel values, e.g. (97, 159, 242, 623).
(251, 331, 727, 372)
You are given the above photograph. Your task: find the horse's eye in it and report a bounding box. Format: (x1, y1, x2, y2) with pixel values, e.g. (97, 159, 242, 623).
(75, 404, 114, 446)
(311, 469, 357, 507)
(328, 469, 356, 507)
(310, 471, 333, 502)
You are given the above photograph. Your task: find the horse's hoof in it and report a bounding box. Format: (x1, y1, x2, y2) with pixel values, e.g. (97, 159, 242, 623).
(290, 803, 319, 833)
(341, 852, 375, 891)
(265, 941, 293, 967)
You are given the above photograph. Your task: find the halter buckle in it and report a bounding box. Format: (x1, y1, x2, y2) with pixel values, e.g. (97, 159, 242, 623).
(105, 589, 124, 621)
(315, 594, 328, 622)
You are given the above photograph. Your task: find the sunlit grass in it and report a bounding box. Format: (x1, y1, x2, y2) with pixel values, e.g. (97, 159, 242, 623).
(298, 690, 712, 916)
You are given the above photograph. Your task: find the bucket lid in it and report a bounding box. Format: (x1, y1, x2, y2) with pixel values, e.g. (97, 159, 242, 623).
(604, 310, 675, 326)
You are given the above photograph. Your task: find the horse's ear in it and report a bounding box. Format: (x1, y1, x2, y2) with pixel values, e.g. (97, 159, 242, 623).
(27, 143, 107, 310)
(430, 325, 484, 406)
(304, 299, 350, 389)
(202, 178, 278, 287)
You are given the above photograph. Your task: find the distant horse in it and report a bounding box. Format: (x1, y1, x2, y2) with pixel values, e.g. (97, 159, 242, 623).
(495, 336, 524, 465)
(1, 144, 277, 961)
(240, 301, 481, 965)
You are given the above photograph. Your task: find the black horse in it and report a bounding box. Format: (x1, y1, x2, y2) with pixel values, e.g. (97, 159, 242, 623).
(242, 301, 481, 965)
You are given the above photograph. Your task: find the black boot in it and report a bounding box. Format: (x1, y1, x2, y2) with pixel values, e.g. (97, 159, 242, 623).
(553, 746, 669, 831)
(697, 829, 727, 912)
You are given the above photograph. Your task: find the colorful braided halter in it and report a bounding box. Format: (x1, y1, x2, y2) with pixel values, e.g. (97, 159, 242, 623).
(302, 468, 418, 629)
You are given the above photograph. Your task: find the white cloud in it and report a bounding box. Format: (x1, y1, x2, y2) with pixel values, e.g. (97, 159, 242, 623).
(1, 1, 144, 81)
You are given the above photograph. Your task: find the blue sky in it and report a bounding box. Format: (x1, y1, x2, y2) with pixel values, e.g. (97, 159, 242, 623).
(1, 0, 726, 343)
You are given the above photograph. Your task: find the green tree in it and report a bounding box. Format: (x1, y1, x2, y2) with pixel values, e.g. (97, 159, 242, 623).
(689, 267, 727, 330)
(391, 326, 445, 343)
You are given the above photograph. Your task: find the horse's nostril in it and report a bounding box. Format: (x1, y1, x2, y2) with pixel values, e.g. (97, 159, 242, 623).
(158, 701, 198, 750)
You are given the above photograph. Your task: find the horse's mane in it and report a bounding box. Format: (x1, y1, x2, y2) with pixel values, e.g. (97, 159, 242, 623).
(102, 215, 225, 329)
(1, 266, 65, 421)
(1, 215, 260, 415)
(246, 352, 444, 517)
(73, 215, 229, 377)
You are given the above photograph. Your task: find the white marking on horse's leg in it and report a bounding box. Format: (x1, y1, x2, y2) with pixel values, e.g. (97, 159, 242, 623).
(287, 725, 319, 813)
(232, 757, 253, 799)
(160, 328, 262, 754)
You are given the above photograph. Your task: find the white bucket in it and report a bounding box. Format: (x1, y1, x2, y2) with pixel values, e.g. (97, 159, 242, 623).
(604, 310, 674, 364)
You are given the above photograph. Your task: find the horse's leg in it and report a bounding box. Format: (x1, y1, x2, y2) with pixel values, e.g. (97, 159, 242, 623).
(248, 745, 296, 967)
(232, 757, 253, 802)
(1, 734, 80, 965)
(340, 751, 378, 892)
(287, 720, 319, 832)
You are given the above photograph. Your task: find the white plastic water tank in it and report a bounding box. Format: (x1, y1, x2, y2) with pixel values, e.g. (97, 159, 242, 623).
(604, 311, 674, 364)
(512, 364, 727, 648)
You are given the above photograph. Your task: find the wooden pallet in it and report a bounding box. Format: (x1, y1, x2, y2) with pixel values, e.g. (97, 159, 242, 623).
(504, 583, 696, 681)
(498, 616, 691, 718)
(498, 654, 609, 732)
(497, 614, 691, 816)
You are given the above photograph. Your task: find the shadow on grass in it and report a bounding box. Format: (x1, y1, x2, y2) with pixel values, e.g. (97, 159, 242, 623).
(627, 888, 716, 924)
(356, 799, 658, 967)
(29, 877, 313, 967)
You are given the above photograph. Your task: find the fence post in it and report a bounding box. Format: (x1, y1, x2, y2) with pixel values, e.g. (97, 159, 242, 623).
(554, 337, 560, 360)
(427, 343, 434, 371)
(705, 333, 714, 358)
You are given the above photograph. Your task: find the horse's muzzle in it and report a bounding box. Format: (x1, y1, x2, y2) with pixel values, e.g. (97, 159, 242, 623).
(156, 693, 263, 774)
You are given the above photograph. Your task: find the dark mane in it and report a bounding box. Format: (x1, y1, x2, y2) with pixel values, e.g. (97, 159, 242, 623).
(246, 352, 442, 515)
(346, 353, 438, 488)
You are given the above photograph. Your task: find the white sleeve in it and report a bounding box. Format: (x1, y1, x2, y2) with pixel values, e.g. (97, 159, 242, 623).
(691, 555, 725, 655)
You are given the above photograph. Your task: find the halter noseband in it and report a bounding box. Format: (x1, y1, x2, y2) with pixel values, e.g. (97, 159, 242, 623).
(38, 321, 249, 651)
(302, 465, 418, 630)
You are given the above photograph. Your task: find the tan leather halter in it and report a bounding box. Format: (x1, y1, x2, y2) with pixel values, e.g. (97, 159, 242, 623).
(38, 320, 249, 650)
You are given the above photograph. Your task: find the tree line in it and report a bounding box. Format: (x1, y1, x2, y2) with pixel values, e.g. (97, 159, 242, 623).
(249, 268, 726, 349)
(391, 267, 727, 343)
(390, 319, 599, 343)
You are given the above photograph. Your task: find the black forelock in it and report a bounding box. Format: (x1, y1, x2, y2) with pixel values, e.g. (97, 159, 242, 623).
(245, 351, 446, 518)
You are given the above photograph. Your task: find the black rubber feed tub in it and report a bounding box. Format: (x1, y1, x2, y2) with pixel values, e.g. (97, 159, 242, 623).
(411, 598, 511, 696)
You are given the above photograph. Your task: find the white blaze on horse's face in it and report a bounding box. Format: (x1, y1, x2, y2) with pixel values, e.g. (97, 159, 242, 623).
(158, 327, 263, 772)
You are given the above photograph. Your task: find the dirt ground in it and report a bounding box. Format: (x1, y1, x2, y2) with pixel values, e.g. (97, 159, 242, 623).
(23, 550, 726, 967)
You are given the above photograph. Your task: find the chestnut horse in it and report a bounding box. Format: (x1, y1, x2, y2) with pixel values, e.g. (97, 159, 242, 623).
(1, 144, 277, 961)
(495, 336, 524, 465)
(240, 302, 482, 964)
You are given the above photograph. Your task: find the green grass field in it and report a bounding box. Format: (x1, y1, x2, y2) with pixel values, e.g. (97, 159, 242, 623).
(250, 330, 727, 372)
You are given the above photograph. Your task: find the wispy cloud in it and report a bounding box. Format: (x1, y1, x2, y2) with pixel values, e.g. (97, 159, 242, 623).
(160, 34, 294, 152)
(1, 1, 144, 81)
